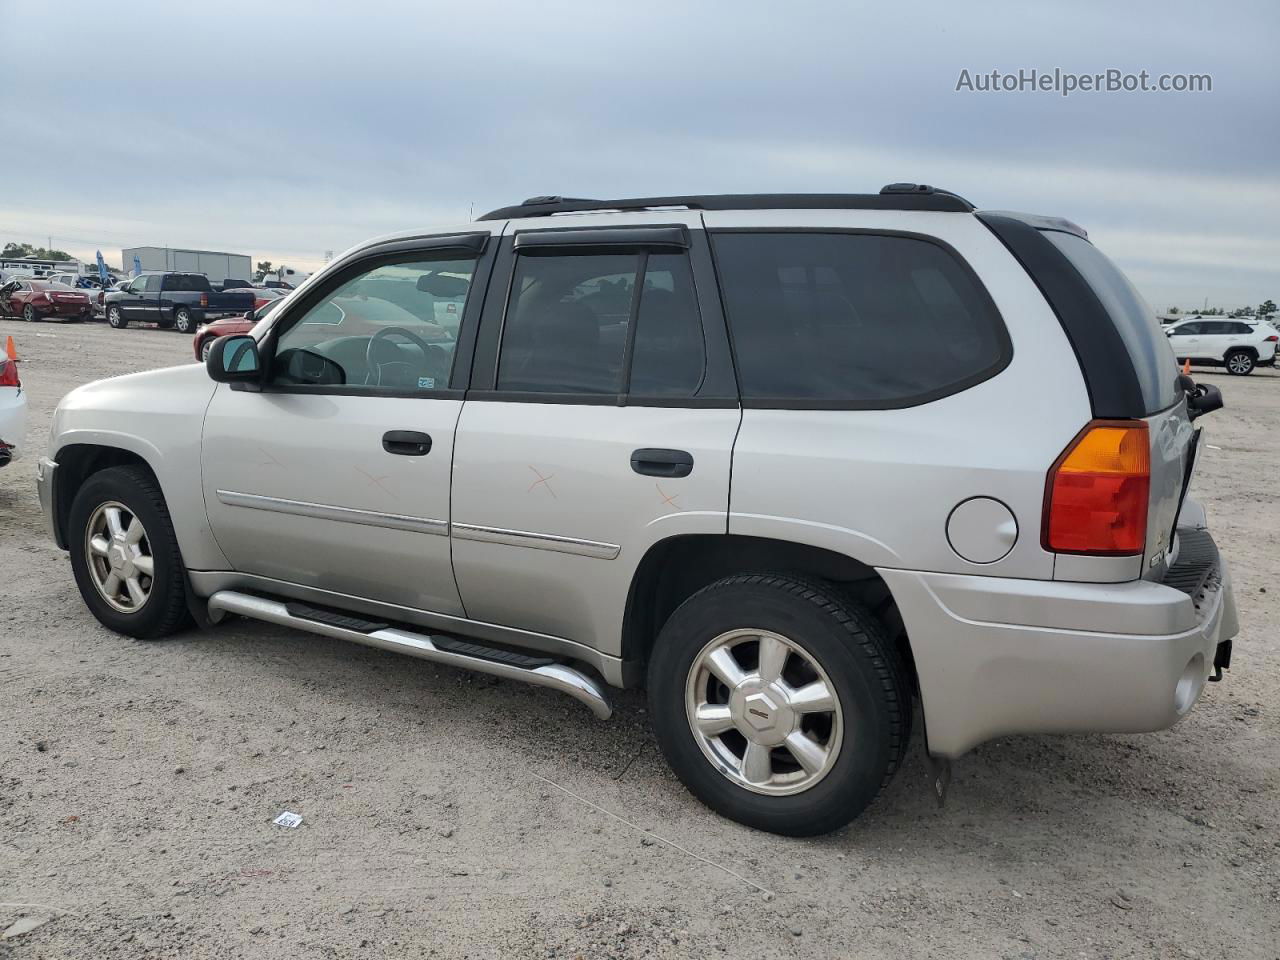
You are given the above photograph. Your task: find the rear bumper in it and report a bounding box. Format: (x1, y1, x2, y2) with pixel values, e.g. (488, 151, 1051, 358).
(881, 525, 1238, 758)
(45, 302, 92, 316)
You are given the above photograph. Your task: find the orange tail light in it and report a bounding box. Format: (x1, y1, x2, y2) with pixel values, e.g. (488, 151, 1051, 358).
(1044, 421, 1149, 555)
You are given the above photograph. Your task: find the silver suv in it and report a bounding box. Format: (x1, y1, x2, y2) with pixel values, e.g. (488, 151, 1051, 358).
(38, 186, 1238, 835)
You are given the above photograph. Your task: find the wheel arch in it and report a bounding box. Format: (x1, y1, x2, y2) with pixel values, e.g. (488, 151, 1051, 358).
(621, 533, 915, 690)
(51, 443, 160, 549)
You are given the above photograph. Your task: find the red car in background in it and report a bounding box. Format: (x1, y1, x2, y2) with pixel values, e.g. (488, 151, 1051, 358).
(250, 287, 288, 311)
(0, 278, 93, 321)
(194, 297, 284, 361)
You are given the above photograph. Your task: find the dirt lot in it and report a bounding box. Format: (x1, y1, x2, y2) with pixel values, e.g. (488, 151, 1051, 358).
(0, 316, 1276, 959)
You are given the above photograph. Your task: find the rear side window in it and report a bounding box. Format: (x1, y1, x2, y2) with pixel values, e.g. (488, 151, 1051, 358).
(711, 232, 1009, 406)
(1043, 232, 1178, 414)
(496, 250, 706, 398)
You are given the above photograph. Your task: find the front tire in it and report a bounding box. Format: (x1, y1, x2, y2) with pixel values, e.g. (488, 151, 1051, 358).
(174, 307, 195, 334)
(67, 465, 192, 639)
(1225, 349, 1255, 375)
(648, 573, 910, 836)
(107, 305, 127, 328)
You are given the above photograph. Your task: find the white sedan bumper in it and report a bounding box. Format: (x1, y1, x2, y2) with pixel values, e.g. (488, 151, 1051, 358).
(0, 385, 28, 466)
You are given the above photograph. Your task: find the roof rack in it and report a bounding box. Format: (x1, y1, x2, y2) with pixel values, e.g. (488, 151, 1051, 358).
(477, 184, 975, 221)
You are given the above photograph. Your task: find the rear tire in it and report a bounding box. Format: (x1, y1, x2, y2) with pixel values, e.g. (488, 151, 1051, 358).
(647, 573, 910, 836)
(1225, 349, 1255, 375)
(67, 465, 192, 639)
(107, 305, 127, 328)
(23, 304, 37, 322)
(174, 307, 195, 334)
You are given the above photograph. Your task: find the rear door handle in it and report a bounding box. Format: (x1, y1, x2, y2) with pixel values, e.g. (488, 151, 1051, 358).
(382, 430, 432, 456)
(631, 448, 693, 478)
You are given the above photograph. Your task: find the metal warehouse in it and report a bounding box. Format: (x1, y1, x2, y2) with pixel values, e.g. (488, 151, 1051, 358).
(121, 246, 252, 283)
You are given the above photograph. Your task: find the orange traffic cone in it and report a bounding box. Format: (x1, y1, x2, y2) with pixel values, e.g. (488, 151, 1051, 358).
(1182, 357, 1191, 375)
(4, 335, 15, 362)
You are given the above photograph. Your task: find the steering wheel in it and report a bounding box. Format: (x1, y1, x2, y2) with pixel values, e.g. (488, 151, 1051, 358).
(364, 326, 447, 388)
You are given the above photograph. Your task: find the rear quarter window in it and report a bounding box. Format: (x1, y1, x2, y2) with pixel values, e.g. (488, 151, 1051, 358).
(710, 232, 1010, 407)
(1043, 232, 1179, 414)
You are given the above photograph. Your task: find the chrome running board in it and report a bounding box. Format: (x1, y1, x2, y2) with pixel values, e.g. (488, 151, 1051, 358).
(206, 590, 612, 719)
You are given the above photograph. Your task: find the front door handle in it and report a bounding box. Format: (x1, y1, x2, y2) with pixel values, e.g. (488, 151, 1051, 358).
(631, 448, 693, 478)
(382, 430, 432, 456)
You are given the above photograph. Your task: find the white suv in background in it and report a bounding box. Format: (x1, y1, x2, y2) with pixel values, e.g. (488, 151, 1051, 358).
(1166, 317, 1279, 375)
(37, 186, 1238, 835)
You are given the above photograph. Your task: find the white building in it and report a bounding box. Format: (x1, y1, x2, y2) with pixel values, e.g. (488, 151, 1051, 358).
(121, 246, 252, 283)
(0, 255, 85, 279)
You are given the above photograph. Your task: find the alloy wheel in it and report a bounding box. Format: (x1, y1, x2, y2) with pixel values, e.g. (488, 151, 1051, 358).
(85, 501, 154, 613)
(1228, 353, 1253, 374)
(685, 628, 843, 795)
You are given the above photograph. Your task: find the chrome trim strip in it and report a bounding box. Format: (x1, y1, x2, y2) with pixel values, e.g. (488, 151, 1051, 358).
(450, 522, 620, 560)
(185, 569, 633, 686)
(206, 590, 612, 719)
(216, 490, 447, 536)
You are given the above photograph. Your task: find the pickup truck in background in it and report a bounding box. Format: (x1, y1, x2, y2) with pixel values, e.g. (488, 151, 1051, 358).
(103, 273, 256, 334)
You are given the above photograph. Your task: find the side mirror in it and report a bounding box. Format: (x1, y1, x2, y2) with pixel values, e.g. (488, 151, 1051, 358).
(244, 308, 257, 322)
(206, 335, 261, 384)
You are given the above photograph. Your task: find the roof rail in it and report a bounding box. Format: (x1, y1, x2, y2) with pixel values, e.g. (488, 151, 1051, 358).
(477, 185, 975, 221)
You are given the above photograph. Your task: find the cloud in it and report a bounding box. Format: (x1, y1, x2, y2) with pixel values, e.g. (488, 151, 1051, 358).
(1, 0, 1275, 304)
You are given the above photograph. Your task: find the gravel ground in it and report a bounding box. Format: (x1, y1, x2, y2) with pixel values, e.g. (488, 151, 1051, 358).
(1, 316, 1276, 959)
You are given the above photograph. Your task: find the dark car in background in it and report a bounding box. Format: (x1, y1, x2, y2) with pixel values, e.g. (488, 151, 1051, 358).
(94, 280, 130, 319)
(104, 272, 256, 334)
(0, 278, 93, 321)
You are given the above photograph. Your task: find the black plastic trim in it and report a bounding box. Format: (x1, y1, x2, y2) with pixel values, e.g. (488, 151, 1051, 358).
(479, 191, 974, 221)
(978, 213, 1144, 419)
(465, 391, 739, 408)
(706, 227, 1012, 411)
(513, 225, 689, 250)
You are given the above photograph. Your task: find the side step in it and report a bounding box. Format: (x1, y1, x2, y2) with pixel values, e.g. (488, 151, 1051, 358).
(207, 591, 612, 719)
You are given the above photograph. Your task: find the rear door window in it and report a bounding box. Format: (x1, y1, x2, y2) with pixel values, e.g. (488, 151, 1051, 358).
(496, 250, 706, 399)
(710, 232, 1009, 407)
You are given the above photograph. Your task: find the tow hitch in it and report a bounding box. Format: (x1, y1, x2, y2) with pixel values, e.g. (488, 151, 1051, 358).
(1209, 638, 1232, 682)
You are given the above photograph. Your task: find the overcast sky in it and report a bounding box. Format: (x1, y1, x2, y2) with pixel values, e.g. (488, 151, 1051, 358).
(2, 0, 1275, 308)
